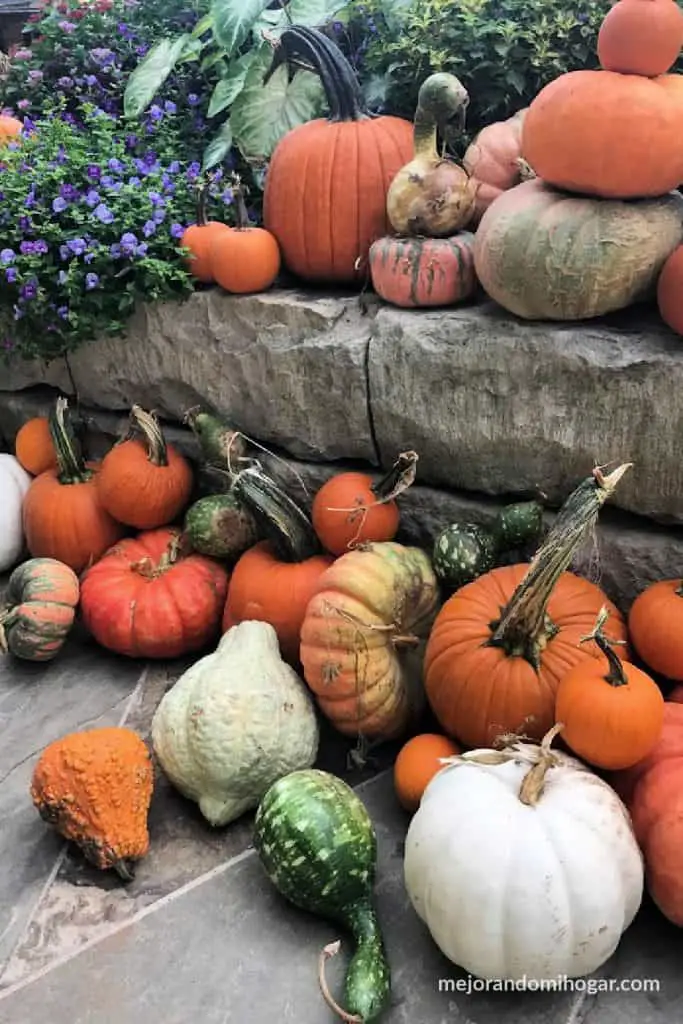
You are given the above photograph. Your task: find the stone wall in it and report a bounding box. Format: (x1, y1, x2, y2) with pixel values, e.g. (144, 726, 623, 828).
(2, 289, 683, 610)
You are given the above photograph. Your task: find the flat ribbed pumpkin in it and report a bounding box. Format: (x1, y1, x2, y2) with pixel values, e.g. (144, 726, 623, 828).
(0, 557, 79, 662)
(369, 233, 476, 309)
(474, 179, 683, 320)
(262, 26, 412, 283)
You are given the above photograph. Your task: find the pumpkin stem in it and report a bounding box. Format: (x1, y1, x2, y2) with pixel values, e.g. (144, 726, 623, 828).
(232, 463, 322, 562)
(517, 723, 564, 807)
(370, 450, 418, 502)
(125, 405, 169, 467)
(413, 72, 470, 160)
(193, 177, 209, 227)
(580, 605, 629, 687)
(113, 859, 135, 883)
(486, 463, 632, 668)
(229, 174, 252, 231)
(49, 396, 92, 485)
(264, 26, 367, 123)
(676, 581, 683, 598)
(318, 942, 363, 1024)
(131, 532, 187, 578)
(0, 611, 9, 654)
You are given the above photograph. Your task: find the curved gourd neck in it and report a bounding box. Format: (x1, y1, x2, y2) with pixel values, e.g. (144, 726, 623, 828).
(342, 899, 391, 1022)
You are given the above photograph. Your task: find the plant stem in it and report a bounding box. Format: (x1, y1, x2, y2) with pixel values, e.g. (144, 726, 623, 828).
(232, 180, 251, 231)
(129, 405, 169, 467)
(232, 464, 322, 563)
(370, 450, 418, 501)
(580, 606, 629, 687)
(49, 396, 91, 485)
(194, 179, 208, 226)
(676, 581, 683, 598)
(517, 723, 563, 806)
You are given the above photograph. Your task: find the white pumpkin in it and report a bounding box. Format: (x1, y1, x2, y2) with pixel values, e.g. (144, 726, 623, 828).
(404, 727, 643, 981)
(0, 453, 31, 572)
(151, 620, 320, 827)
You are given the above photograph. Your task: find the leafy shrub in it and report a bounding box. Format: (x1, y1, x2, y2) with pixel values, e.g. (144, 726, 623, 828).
(352, 0, 610, 141)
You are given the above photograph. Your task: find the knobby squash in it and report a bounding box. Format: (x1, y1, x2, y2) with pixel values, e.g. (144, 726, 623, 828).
(598, 0, 683, 78)
(254, 769, 391, 1022)
(474, 179, 683, 320)
(263, 27, 413, 283)
(628, 577, 683, 681)
(424, 465, 630, 749)
(300, 541, 440, 742)
(405, 726, 643, 979)
(185, 407, 248, 472)
(30, 726, 154, 880)
(151, 620, 319, 827)
(369, 233, 476, 309)
(0, 453, 31, 572)
(0, 557, 79, 662)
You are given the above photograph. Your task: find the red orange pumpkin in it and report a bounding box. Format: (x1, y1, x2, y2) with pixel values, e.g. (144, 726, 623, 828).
(211, 181, 280, 294)
(394, 733, 460, 813)
(463, 109, 530, 222)
(657, 245, 683, 335)
(369, 234, 476, 309)
(14, 416, 57, 476)
(629, 578, 683, 681)
(598, 0, 683, 78)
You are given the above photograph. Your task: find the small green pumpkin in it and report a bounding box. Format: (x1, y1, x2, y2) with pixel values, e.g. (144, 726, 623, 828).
(0, 557, 80, 661)
(184, 493, 258, 560)
(493, 500, 544, 550)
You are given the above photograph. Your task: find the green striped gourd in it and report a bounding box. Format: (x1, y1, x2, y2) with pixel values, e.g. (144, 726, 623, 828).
(369, 232, 476, 308)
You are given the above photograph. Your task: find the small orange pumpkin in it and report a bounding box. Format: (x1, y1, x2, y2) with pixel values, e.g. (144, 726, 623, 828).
(393, 733, 460, 813)
(629, 578, 683, 681)
(555, 607, 664, 770)
(311, 452, 417, 556)
(0, 115, 22, 143)
(15, 416, 57, 476)
(180, 179, 231, 283)
(211, 181, 280, 294)
(97, 405, 193, 530)
(369, 234, 476, 309)
(0, 557, 80, 662)
(462, 109, 530, 222)
(657, 245, 683, 335)
(598, 0, 683, 78)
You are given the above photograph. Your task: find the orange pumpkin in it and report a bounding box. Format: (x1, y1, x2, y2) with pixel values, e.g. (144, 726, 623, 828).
(222, 467, 333, 663)
(393, 733, 460, 813)
(629, 578, 683, 681)
(211, 182, 280, 294)
(424, 466, 631, 749)
(463, 109, 530, 222)
(611, 703, 683, 925)
(97, 405, 193, 530)
(0, 115, 22, 143)
(669, 685, 683, 703)
(555, 607, 664, 770)
(262, 26, 412, 283)
(180, 179, 231, 283)
(368, 234, 476, 309)
(657, 245, 683, 335)
(80, 528, 228, 659)
(22, 398, 124, 573)
(521, 70, 683, 199)
(15, 416, 57, 476)
(598, 0, 683, 77)
(311, 452, 417, 556)
(300, 542, 440, 741)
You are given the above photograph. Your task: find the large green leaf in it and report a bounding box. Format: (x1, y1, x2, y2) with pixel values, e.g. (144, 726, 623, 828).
(229, 42, 325, 160)
(211, 0, 272, 55)
(191, 12, 214, 38)
(207, 52, 256, 118)
(285, 0, 350, 25)
(124, 35, 192, 117)
(202, 121, 234, 171)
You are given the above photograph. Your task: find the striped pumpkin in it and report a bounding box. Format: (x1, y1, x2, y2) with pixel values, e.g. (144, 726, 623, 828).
(0, 557, 80, 662)
(369, 232, 476, 309)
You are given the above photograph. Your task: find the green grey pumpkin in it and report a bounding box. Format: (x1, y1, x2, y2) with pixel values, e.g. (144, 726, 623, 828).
(253, 768, 390, 1022)
(184, 493, 258, 559)
(493, 500, 544, 550)
(433, 522, 496, 590)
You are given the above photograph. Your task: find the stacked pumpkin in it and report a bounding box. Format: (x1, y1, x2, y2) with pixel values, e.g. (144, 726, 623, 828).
(474, 0, 683, 321)
(368, 73, 479, 308)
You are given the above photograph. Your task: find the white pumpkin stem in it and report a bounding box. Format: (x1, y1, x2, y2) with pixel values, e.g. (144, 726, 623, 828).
(518, 722, 564, 806)
(318, 941, 363, 1024)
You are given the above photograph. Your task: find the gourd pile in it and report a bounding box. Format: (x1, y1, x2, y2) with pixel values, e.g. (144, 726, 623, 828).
(3, 391, 683, 1021)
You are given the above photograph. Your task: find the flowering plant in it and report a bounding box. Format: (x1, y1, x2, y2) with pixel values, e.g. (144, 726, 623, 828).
(0, 105, 234, 362)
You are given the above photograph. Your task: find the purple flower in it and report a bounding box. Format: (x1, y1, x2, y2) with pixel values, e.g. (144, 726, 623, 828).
(168, 160, 180, 174)
(60, 183, 79, 202)
(17, 99, 30, 111)
(85, 74, 98, 87)
(110, 243, 122, 258)
(57, 306, 68, 320)
(108, 158, 124, 173)
(222, 188, 234, 204)
(142, 219, 156, 238)
(1, 248, 16, 265)
(57, 76, 74, 89)
(100, 174, 115, 187)
(18, 216, 31, 232)
(20, 240, 47, 256)
(20, 280, 37, 301)
(117, 22, 135, 39)
(85, 273, 99, 290)
(90, 48, 115, 67)
(136, 242, 148, 258)
(87, 164, 102, 181)
(186, 161, 201, 181)
(93, 203, 114, 224)
(68, 238, 87, 257)
(148, 104, 163, 122)
(52, 197, 68, 213)
(24, 190, 35, 209)
(59, 244, 70, 261)
(85, 188, 100, 208)
(152, 207, 166, 225)
(58, 20, 76, 33)
(170, 222, 184, 239)
(164, 101, 177, 115)
(12, 49, 31, 61)
(125, 134, 138, 151)
(28, 70, 44, 83)
(188, 93, 200, 107)
(135, 44, 149, 58)
(84, 250, 95, 264)
(147, 190, 163, 206)
(128, 176, 141, 188)
(5, 267, 16, 283)
(120, 232, 139, 255)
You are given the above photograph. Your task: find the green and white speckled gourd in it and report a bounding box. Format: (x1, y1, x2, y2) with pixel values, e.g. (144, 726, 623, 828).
(254, 769, 390, 1022)
(151, 620, 319, 827)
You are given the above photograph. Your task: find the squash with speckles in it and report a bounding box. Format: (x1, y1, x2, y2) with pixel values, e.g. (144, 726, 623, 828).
(369, 232, 476, 308)
(0, 557, 79, 662)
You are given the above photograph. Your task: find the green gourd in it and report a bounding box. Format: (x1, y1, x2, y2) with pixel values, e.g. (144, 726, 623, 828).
(184, 493, 258, 559)
(253, 769, 390, 1022)
(185, 408, 247, 472)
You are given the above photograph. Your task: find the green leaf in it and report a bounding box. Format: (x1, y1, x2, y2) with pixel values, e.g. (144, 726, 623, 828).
(207, 52, 256, 118)
(285, 0, 350, 25)
(177, 38, 205, 64)
(211, 0, 272, 54)
(202, 121, 234, 171)
(191, 13, 214, 38)
(124, 35, 192, 117)
(230, 41, 325, 160)
(201, 50, 229, 72)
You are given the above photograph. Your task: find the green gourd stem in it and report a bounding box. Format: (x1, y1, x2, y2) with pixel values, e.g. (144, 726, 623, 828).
(129, 405, 169, 467)
(264, 25, 367, 123)
(370, 450, 418, 502)
(49, 397, 91, 485)
(232, 464, 322, 563)
(184, 407, 246, 472)
(413, 72, 470, 160)
(487, 464, 631, 668)
(580, 606, 629, 688)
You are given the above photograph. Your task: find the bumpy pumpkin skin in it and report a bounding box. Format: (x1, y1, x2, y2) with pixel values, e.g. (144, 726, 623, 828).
(80, 528, 229, 659)
(1, 557, 80, 662)
(30, 727, 154, 877)
(369, 233, 476, 309)
(300, 542, 440, 741)
(522, 70, 683, 200)
(474, 179, 683, 320)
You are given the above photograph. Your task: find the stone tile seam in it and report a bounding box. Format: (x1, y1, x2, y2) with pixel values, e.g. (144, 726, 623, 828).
(0, 768, 391, 1001)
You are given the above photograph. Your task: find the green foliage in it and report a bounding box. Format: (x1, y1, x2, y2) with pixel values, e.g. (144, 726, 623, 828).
(352, 0, 610, 143)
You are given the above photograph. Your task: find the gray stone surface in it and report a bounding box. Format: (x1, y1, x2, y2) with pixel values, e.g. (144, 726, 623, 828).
(4, 290, 683, 522)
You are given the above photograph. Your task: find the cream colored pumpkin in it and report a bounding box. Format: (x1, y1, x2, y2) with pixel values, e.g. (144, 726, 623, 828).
(0, 453, 31, 572)
(151, 620, 320, 827)
(404, 727, 643, 981)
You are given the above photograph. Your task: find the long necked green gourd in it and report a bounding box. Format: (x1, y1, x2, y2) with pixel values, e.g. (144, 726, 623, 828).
(386, 72, 477, 237)
(184, 407, 248, 472)
(254, 769, 390, 1022)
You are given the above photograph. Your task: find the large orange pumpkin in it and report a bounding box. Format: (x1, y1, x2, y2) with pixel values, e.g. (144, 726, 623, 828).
(521, 70, 683, 199)
(368, 233, 476, 309)
(22, 398, 124, 573)
(424, 465, 631, 749)
(462, 109, 530, 222)
(262, 26, 412, 283)
(629, 578, 683, 681)
(598, 0, 683, 78)
(657, 245, 683, 335)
